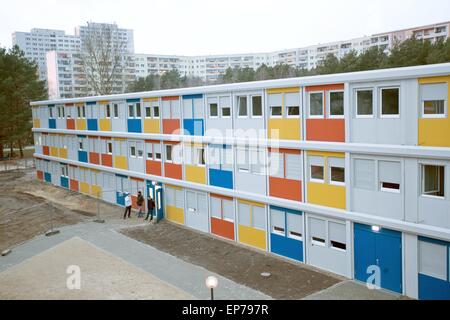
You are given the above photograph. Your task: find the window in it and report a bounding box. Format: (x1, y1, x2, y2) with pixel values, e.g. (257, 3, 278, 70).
(208, 98, 218, 118)
(238, 202, 251, 226)
(165, 145, 173, 162)
(329, 157, 345, 185)
(211, 196, 234, 222)
(252, 96, 262, 117)
(252, 205, 266, 230)
(285, 93, 300, 117)
(271, 209, 285, 235)
(329, 91, 344, 117)
(269, 94, 282, 118)
(107, 141, 113, 154)
(136, 141, 143, 158)
(129, 104, 134, 117)
(380, 88, 399, 116)
(106, 104, 111, 118)
(329, 221, 347, 251)
(356, 89, 373, 117)
(310, 165, 324, 182)
(60, 164, 68, 177)
(220, 96, 231, 117)
(421, 83, 447, 118)
(49, 106, 54, 118)
(285, 153, 302, 180)
(354, 159, 375, 190)
(419, 240, 447, 280)
(238, 96, 248, 117)
(128, 102, 141, 118)
(153, 105, 160, 118)
(310, 217, 326, 246)
(422, 164, 445, 198)
(237, 147, 249, 172)
(113, 104, 119, 118)
(287, 213, 303, 241)
(145, 105, 152, 118)
(130, 145, 136, 157)
(379, 160, 401, 193)
(309, 92, 323, 117)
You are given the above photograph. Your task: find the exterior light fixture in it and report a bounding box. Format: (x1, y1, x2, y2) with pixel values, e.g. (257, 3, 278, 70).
(205, 276, 218, 300)
(372, 226, 381, 232)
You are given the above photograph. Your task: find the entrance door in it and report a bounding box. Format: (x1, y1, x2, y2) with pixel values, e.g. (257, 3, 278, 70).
(186, 190, 208, 233)
(354, 223, 402, 293)
(146, 180, 164, 220)
(102, 172, 116, 204)
(115, 175, 129, 206)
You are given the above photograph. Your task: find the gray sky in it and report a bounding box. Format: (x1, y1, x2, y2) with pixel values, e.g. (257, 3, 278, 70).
(1, 0, 449, 55)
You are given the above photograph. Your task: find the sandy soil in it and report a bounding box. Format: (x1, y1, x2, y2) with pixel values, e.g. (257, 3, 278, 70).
(121, 222, 342, 300)
(0, 169, 123, 252)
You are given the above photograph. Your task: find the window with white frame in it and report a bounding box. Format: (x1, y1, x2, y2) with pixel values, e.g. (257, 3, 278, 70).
(48, 106, 54, 118)
(379, 160, 401, 192)
(329, 221, 347, 251)
(113, 103, 119, 118)
(77, 105, 86, 118)
(250, 147, 265, 175)
(286, 93, 300, 117)
(208, 97, 218, 118)
(287, 213, 303, 241)
(60, 164, 68, 177)
(269, 151, 302, 180)
(128, 102, 141, 118)
(420, 83, 447, 118)
(269, 94, 282, 118)
(328, 157, 345, 185)
(422, 164, 445, 198)
(251, 96, 263, 117)
(380, 87, 399, 117)
(356, 89, 373, 117)
(310, 217, 326, 246)
(128, 141, 143, 158)
(165, 144, 173, 162)
(165, 186, 184, 209)
(145, 101, 160, 119)
(210, 196, 234, 222)
(162, 99, 180, 119)
(270, 208, 285, 235)
(237, 96, 248, 117)
(329, 91, 344, 117)
(354, 159, 375, 190)
(310, 217, 347, 251)
(309, 156, 324, 182)
(106, 104, 111, 118)
(146, 142, 161, 161)
(419, 240, 447, 280)
(78, 137, 86, 151)
(309, 92, 324, 117)
(220, 96, 231, 117)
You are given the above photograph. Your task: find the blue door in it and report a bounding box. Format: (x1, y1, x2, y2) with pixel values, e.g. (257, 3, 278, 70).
(354, 223, 402, 294)
(115, 174, 128, 206)
(44, 172, 52, 183)
(146, 180, 164, 220)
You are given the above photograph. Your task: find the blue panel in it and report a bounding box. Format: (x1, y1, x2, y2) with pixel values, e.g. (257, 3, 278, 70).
(183, 119, 204, 136)
(270, 205, 302, 215)
(209, 169, 233, 189)
(126, 98, 141, 103)
(127, 119, 142, 133)
(116, 192, 125, 206)
(270, 233, 303, 262)
(115, 174, 128, 178)
(354, 223, 402, 294)
(182, 94, 203, 99)
(146, 180, 164, 220)
(86, 101, 96, 105)
(87, 119, 98, 131)
(77, 135, 87, 138)
(419, 273, 450, 300)
(78, 150, 88, 163)
(44, 172, 52, 183)
(48, 119, 56, 129)
(60, 176, 69, 189)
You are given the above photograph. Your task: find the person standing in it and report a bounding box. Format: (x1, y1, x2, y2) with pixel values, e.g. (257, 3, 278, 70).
(136, 191, 144, 218)
(145, 195, 155, 221)
(123, 192, 132, 219)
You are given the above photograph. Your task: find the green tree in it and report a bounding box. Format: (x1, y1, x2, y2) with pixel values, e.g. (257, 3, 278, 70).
(127, 74, 161, 92)
(315, 53, 341, 74)
(356, 47, 387, 71)
(160, 70, 183, 89)
(385, 37, 431, 68)
(0, 45, 47, 158)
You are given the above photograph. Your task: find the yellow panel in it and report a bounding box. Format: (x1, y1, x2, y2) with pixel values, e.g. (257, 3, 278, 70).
(98, 101, 110, 105)
(307, 151, 345, 158)
(50, 147, 59, 157)
(114, 156, 127, 169)
(99, 119, 111, 131)
(113, 137, 127, 141)
(185, 165, 206, 184)
(307, 182, 346, 210)
(268, 118, 301, 140)
(166, 184, 182, 190)
(143, 97, 159, 102)
(166, 206, 184, 224)
(143, 119, 161, 134)
(267, 87, 300, 94)
(238, 225, 267, 250)
(76, 119, 87, 130)
(237, 199, 264, 207)
(80, 182, 90, 194)
(418, 77, 450, 147)
(91, 185, 102, 197)
(75, 102, 84, 107)
(33, 119, 40, 128)
(59, 148, 68, 159)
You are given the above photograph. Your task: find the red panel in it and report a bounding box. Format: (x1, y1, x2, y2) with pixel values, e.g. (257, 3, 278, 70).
(67, 119, 75, 130)
(211, 217, 235, 241)
(305, 83, 344, 92)
(70, 180, 79, 192)
(89, 152, 100, 165)
(269, 177, 302, 202)
(163, 119, 181, 135)
(131, 195, 145, 211)
(164, 163, 182, 180)
(101, 154, 112, 167)
(268, 148, 301, 155)
(306, 119, 345, 142)
(162, 96, 179, 101)
(37, 171, 44, 180)
(43, 146, 50, 156)
(146, 160, 162, 176)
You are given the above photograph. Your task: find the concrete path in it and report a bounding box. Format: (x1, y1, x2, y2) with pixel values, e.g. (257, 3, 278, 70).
(0, 218, 271, 300)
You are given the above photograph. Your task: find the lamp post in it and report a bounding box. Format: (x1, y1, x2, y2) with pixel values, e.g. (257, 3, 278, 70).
(205, 276, 218, 301)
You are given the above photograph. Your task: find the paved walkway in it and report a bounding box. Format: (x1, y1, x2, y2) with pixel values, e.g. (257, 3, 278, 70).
(0, 218, 270, 300)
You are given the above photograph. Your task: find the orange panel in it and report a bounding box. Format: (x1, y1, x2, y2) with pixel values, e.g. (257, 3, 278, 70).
(100, 136, 111, 140)
(164, 163, 182, 180)
(37, 171, 44, 180)
(101, 154, 112, 167)
(162, 96, 179, 101)
(146, 160, 162, 176)
(43, 146, 50, 156)
(211, 217, 235, 241)
(163, 119, 181, 135)
(89, 152, 100, 165)
(305, 83, 344, 92)
(66, 119, 75, 130)
(306, 119, 345, 142)
(268, 148, 301, 155)
(210, 193, 233, 201)
(269, 177, 302, 202)
(131, 195, 145, 211)
(70, 180, 79, 192)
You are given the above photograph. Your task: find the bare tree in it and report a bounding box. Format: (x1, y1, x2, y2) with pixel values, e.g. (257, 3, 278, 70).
(79, 22, 130, 95)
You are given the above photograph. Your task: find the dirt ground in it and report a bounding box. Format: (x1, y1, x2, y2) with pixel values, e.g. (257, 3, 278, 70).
(122, 222, 342, 299)
(0, 169, 123, 252)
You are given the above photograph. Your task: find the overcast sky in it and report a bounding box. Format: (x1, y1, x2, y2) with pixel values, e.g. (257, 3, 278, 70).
(1, 0, 449, 55)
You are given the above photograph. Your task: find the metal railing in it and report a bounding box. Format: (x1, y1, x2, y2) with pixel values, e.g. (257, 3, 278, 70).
(0, 158, 35, 172)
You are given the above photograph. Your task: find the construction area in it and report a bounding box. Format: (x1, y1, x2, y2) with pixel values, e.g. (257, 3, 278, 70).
(0, 167, 405, 300)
